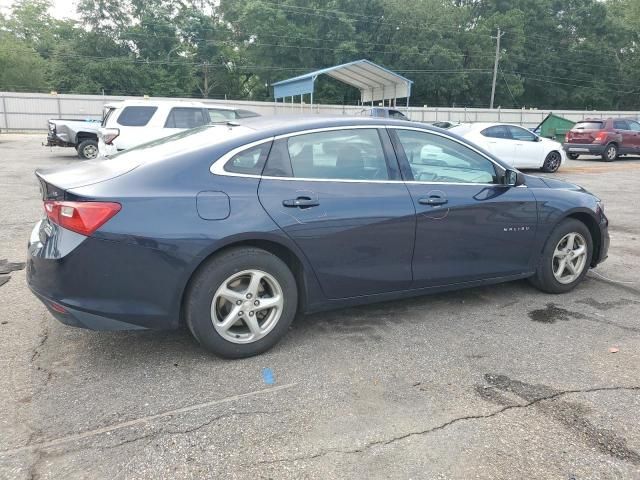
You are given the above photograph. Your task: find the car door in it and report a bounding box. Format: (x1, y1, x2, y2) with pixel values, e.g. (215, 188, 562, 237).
(507, 126, 544, 168)
(258, 126, 416, 299)
(613, 119, 635, 154)
(389, 127, 538, 288)
(626, 120, 640, 153)
(478, 125, 516, 166)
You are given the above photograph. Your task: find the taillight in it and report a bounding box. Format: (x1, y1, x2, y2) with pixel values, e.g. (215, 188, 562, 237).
(594, 132, 608, 143)
(102, 128, 120, 145)
(44, 201, 121, 236)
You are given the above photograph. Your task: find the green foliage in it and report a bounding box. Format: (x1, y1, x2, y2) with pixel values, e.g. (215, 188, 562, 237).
(1, 0, 639, 108)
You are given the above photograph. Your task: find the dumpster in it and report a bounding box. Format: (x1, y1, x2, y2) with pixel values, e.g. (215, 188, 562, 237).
(533, 113, 575, 142)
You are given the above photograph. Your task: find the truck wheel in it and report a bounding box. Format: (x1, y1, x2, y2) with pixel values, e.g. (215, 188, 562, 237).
(567, 153, 579, 160)
(77, 139, 99, 160)
(602, 143, 617, 162)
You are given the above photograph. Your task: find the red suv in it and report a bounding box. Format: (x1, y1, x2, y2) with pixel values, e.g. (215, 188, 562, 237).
(563, 118, 640, 161)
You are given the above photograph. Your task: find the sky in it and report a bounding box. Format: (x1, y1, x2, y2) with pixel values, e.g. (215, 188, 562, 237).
(0, 0, 79, 19)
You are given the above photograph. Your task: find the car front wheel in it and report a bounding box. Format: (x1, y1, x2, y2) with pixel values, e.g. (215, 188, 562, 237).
(529, 219, 593, 294)
(541, 151, 562, 173)
(185, 247, 298, 358)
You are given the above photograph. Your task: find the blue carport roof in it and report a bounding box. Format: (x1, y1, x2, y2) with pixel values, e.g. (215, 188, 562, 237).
(272, 59, 412, 103)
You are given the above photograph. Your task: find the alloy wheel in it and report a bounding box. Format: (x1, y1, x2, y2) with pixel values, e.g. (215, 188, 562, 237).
(545, 152, 561, 172)
(552, 232, 588, 284)
(606, 145, 617, 161)
(211, 269, 284, 344)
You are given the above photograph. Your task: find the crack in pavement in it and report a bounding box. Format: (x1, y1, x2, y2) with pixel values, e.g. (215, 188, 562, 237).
(0, 383, 296, 456)
(102, 410, 281, 450)
(244, 385, 640, 467)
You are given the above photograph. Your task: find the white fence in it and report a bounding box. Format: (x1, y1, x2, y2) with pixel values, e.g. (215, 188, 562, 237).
(1, 91, 639, 132)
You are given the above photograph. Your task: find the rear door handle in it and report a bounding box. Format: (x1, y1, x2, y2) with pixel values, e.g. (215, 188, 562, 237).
(418, 196, 448, 206)
(282, 197, 319, 208)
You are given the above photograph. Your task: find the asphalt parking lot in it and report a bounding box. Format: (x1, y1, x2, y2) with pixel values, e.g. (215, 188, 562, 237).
(1, 134, 639, 479)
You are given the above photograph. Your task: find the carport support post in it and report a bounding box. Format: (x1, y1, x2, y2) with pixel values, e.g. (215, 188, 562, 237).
(1, 94, 8, 133)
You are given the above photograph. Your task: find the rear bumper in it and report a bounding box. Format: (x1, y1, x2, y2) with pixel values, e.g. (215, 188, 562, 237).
(44, 132, 74, 148)
(26, 222, 183, 331)
(562, 143, 606, 155)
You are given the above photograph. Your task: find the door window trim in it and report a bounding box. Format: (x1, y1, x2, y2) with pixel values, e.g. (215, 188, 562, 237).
(210, 125, 516, 187)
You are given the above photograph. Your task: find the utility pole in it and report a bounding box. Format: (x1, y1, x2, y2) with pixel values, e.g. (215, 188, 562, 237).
(202, 61, 209, 98)
(490, 27, 505, 109)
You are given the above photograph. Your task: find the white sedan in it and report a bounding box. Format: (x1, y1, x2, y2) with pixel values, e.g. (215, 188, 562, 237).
(449, 123, 565, 173)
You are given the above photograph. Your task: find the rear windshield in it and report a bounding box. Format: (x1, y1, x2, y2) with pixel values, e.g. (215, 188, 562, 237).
(572, 121, 603, 130)
(117, 106, 158, 127)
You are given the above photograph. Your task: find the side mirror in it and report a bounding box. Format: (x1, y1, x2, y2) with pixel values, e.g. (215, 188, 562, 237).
(504, 169, 525, 187)
(535, 136, 542, 142)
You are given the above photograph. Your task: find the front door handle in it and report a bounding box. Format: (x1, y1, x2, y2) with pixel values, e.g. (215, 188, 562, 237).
(418, 195, 448, 206)
(282, 197, 320, 208)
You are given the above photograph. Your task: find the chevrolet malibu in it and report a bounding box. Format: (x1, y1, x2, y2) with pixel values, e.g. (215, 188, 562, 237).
(27, 116, 609, 358)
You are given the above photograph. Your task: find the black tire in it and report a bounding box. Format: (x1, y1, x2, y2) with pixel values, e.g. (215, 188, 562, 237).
(541, 151, 562, 173)
(185, 247, 298, 358)
(567, 153, 579, 160)
(601, 143, 617, 162)
(529, 218, 593, 294)
(77, 139, 99, 160)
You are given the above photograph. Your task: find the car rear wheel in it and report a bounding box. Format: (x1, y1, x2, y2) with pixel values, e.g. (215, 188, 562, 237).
(529, 218, 592, 294)
(541, 151, 562, 173)
(602, 143, 618, 162)
(185, 247, 298, 358)
(567, 153, 579, 160)
(77, 139, 99, 160)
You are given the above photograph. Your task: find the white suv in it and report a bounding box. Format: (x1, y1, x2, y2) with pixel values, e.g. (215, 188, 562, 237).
(98, 100, 259, 156)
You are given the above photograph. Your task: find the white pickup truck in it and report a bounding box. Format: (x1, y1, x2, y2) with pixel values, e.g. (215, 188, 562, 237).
(98, 100, 259, 156)
(45, 118, 102, 159)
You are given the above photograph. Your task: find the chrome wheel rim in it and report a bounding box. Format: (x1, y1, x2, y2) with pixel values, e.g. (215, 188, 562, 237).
(606, 146, 616, 160)
(552, 232, 588, 284)
(211, 269, 284, 344)
(83, 144, 98, 159)
(546, 152, 560, 171)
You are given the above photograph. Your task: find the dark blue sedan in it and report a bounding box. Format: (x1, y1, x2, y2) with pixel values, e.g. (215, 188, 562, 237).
(27, 116, 609, 358)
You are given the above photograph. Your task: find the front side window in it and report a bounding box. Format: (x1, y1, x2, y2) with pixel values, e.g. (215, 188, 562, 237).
(507, 126, 537, 142)
(395, 129, 498, 184)
(628, 120, 640, 132)
(165, 108, 207, 129)
(286, 129, 390, 180)
(223, 142, 271, 175)
(117, 106, 158, 127)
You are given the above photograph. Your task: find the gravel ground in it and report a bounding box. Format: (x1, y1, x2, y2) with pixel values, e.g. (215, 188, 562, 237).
(0, 134, 639, 479)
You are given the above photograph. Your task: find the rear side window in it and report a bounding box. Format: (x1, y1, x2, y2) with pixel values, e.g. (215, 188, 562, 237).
(613, 120, 629, 130)
(481, 125, 511, 139)
(117, 106, 157, 127)
(573, 121, 603, 130)
(286, 129, 390, 180)
(224, 142, 271, 175)
(208, 108, 236, 122)
(235, 109, 260, 119)
(165, 108, 207, 128)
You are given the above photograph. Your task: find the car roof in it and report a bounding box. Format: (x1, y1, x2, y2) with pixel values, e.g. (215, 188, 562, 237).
(107, 99, 210, 108)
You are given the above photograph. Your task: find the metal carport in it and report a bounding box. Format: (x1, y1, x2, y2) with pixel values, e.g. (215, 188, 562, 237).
(271, 59, 413, 108)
